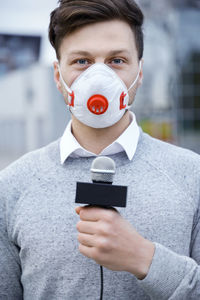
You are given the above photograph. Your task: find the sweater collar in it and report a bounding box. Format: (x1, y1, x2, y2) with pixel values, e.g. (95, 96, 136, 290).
(60, 111, 140, 164)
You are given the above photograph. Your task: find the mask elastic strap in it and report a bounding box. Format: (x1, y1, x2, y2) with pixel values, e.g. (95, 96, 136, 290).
(127, 60, 142, 92)
(58, 64, 73, 94)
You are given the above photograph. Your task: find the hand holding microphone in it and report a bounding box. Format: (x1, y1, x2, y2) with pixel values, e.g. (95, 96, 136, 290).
(75, 157, 155, 280)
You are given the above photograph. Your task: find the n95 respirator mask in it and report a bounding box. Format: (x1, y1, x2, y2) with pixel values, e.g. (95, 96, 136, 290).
(59, 62, 141, 128)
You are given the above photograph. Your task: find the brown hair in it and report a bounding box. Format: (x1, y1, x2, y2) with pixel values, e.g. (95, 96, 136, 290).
(49, 0, 144, 60)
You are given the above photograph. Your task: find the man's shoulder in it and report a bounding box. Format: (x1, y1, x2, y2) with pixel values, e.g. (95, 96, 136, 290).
(139, 132, 200, 198)
(141, 131, 200, 167)
(0, 139, 61, 219)
(0, 139, 60, 186)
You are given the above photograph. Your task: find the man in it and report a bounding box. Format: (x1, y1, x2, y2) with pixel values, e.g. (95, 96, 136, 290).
(0, 0, 200, 299)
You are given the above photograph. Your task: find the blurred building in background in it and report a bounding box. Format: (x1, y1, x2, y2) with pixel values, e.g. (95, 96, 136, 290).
(0, 0, 199, 169)
(134, 0, 200, 153)
(0, 0, 69, 169)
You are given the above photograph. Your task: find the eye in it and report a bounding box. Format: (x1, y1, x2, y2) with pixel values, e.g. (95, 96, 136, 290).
(111, 58, 124, 65)
(76, 59, 89, 65)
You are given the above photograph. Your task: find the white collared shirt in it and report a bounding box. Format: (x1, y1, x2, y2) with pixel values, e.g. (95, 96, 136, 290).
(60, 111, 140, 164)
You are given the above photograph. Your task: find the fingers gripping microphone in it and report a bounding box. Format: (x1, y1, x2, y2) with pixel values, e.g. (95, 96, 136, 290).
(75, 157, 127, 207)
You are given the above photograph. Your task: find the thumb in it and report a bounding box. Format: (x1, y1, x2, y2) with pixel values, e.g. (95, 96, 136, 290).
(75, 206, 82, 215)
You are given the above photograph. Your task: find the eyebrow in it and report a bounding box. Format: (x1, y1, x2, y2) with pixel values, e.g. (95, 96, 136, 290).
(68, 49, 130, 57)
(108, 49, 130, 56)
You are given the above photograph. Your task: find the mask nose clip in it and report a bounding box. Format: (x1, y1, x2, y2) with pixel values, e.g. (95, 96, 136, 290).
(87, 95, 108, 115)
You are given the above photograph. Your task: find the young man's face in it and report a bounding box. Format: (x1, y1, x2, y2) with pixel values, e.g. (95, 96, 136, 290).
(54, 19, 143, 106)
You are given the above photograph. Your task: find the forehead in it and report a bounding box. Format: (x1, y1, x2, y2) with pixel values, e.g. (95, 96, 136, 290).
(59, 20, 137, 58)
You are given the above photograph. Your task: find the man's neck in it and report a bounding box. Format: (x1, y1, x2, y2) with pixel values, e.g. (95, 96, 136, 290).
(71, 111, 131, 155)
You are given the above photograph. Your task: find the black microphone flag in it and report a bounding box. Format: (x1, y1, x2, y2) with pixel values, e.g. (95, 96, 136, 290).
(75, 156, 127, 207)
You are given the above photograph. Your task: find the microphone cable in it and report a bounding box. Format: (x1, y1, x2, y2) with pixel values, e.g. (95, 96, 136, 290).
(100, 265, 104, 300)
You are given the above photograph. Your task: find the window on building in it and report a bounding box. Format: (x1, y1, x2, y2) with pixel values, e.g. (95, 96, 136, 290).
(177, 51, 200, 152)
(0, 34, 41, 77)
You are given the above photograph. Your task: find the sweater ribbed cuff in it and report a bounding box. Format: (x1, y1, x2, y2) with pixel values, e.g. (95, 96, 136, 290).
(137, 242, 195, 299)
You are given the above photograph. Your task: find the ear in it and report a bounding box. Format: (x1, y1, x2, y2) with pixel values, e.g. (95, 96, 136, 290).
(138, 58, 144, 87)
(53, 61, 62, 93)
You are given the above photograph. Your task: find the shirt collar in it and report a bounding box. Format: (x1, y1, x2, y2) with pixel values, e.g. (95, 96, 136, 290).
(60, 111, 140, 164)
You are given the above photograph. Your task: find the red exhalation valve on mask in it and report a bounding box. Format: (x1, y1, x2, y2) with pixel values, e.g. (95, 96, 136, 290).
(87, 94, 109, 115)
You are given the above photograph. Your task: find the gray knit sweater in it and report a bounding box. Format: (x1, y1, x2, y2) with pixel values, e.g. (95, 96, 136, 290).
(0, 131, 200, 300)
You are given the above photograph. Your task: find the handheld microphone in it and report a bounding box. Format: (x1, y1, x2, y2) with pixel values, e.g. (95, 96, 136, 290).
(91, 156, 115, 184)
(75, 157, 127, 300)
(75, 156, 127, 207)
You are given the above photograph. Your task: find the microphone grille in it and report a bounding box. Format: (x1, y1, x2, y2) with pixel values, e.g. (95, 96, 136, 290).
(91, 156, 116, 183)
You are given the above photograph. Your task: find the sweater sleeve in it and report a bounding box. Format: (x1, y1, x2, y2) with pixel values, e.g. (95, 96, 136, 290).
(138, 200, 200, 299)
(0, 179, 23, 299)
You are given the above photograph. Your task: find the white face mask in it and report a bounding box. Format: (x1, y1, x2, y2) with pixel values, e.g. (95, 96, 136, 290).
(58, 62, 141, 128)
